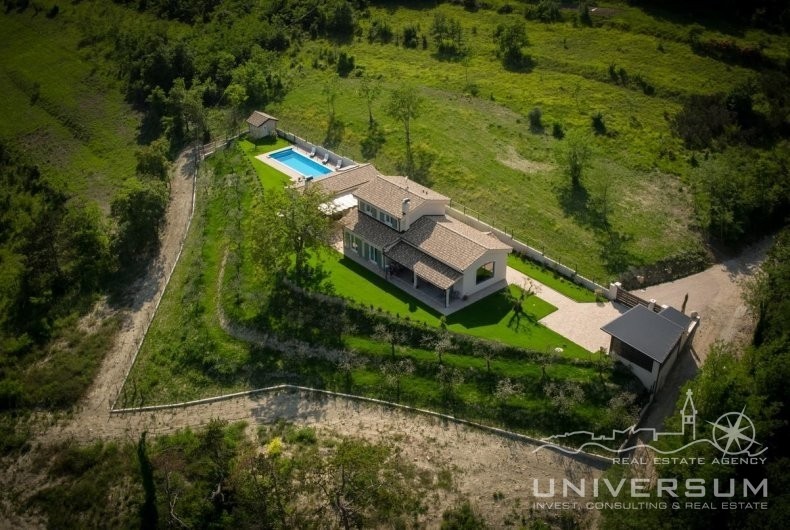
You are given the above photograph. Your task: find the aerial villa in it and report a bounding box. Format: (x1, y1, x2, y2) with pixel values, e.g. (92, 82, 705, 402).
(314, 165, 513, 313)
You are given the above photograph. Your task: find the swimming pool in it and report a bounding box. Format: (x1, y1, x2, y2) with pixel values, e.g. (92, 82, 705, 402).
(268, 148, 333, 178)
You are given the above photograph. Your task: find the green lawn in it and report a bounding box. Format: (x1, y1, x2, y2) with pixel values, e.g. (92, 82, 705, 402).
(507, 254, 599, 303)
(238, 137, 292, 191)
(318, 250, 591, 359)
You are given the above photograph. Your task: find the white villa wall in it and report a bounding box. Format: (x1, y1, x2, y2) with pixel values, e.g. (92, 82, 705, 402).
(613, 351, 658, 391)
(401, 199, 448, 231)
(459, 249, 508, 297)
(445, 206, 607, 293)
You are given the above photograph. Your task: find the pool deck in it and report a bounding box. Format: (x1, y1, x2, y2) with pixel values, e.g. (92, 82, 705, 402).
(255, 146, 330, 183)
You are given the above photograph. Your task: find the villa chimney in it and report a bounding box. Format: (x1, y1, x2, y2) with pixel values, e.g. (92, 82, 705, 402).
(402, 198, 411, 215)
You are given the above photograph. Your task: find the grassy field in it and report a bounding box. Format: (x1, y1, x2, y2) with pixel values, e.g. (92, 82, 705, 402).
(0, 10, 138, 209)
(258, 1, 787, 282)
(507, 254, 599, 303)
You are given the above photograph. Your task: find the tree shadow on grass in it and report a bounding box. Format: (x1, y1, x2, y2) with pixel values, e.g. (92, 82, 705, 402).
(360, 123, 385, 160)
(555, 182, 610, 232)
(446, 290, 512, 328)
(323, 117, 345, 149)
(597, 229, 639, 275)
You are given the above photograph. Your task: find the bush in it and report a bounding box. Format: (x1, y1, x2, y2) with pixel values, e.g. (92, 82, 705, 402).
(46, 4, 59, 18)
(528, 107, 543, 132)
(336, 51, 355, 77)
(402, 24, 420, 48)
(591, 112, 606, 135)
(552, 122, 565, 139)
(525, 0, 562, 22)
(368, 18, 393, 43)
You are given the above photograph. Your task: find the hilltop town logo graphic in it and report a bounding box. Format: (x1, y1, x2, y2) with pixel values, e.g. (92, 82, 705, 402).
(532, 389, 767, 457)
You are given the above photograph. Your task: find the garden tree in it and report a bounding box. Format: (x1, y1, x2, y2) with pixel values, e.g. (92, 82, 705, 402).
(473, 341, 498, 375)
(386, 85, 423, 176)
(252, 187, 335, 285)
(558, 129, 593, 188)
(544, 381, 585, 418)
(672, 93, 735, 149)
(430, 13, 466, 58)
(593, 346, 612, 380)
(437, 365, 464, 406)
(493, 21, 530, 70)
(321, 0, 355, 38)
(111, 177, 169, 265)
(135, 138, 170, 180)
(373, 322, 404, 359)
(381, 358, 415, 402)
(55, 202, 111, 293)
(538, 352, 559, 381)
(424, 331, 453, 365)
(494, 377, 523, 403)
(357, 75, 381, 128)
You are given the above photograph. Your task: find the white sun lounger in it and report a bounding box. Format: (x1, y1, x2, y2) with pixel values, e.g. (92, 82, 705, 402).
(322, 153, 329, 164)
(309, 146, 316, 157)
(335, 159, 342, 170)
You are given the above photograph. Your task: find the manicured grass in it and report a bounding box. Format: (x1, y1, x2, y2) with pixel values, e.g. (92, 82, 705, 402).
(238, 137, 292, 191)
(318, 250, 591, 358)
(0, 11, 138, 209)
(507, 254, 598, 303)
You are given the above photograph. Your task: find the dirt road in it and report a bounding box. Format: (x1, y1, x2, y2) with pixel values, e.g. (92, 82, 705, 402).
(635, 238, 770, 431)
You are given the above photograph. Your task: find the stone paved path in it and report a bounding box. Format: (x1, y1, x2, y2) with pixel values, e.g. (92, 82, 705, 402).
(505, 267, 625, 352)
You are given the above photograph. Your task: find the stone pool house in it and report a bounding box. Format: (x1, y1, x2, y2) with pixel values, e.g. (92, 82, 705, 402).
(246, 111, 278, 139)
(312, 165, 513, 312)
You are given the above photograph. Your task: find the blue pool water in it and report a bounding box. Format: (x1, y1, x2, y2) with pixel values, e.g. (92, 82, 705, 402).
(269, 148, 333, 178)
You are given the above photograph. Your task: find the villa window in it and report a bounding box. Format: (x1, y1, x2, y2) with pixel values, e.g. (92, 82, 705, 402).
(378, 210, 397, 229)
(476, 261, 495, 284)
(362, 202, 378, 219)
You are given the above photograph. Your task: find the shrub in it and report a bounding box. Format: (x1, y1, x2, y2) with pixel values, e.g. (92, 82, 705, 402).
(336, 51, 355, 77)
(497, 3, 514, 14)
(46, 4, 59, 18)
(402, 24, 420, 48)
(528, 107, 543, 132)
(526, 0, 562, 22)
(368, 18, 393, 44)
(552, 122, 565, 139)
(591, 112, 606, 135)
